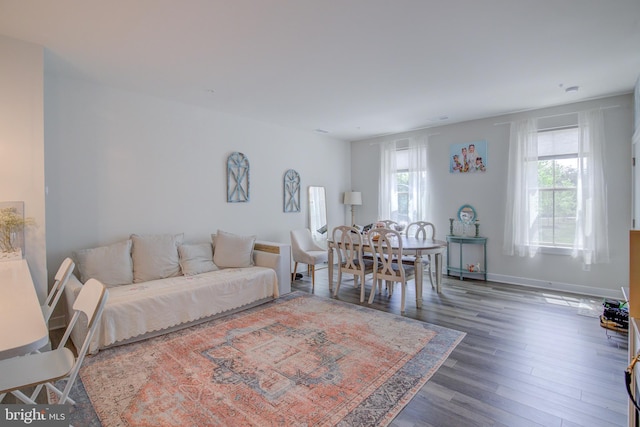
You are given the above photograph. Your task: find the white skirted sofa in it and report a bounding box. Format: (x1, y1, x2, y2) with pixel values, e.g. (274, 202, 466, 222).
(63, 230, 291, 354)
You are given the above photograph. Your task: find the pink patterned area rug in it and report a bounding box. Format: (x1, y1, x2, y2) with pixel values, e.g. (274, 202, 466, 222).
(71, 292, 465, 426)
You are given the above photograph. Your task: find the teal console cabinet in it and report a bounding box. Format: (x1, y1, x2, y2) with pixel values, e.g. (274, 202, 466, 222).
(446, 235, 487, 280)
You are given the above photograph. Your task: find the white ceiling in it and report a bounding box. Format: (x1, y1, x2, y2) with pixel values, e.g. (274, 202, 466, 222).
(1, 0, 639, 141)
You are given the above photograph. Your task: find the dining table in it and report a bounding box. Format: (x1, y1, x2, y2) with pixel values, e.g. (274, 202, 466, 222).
(0, 259, 48, 360)
(327, 235, 448, 308)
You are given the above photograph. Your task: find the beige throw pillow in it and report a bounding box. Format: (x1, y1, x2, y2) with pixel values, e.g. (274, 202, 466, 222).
(131, 233, 184, 283)
(74, 239, 134, 287)
(212, 229, 256, 268)
(178, 243, 218, 276)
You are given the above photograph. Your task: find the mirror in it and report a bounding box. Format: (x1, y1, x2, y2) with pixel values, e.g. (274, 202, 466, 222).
(458, 204, 477, 224)
(308, 186, 327, 243)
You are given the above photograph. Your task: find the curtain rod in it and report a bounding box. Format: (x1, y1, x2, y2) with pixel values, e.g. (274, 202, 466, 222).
(493, 105, 620, 126)
(368, 133, 440, 146)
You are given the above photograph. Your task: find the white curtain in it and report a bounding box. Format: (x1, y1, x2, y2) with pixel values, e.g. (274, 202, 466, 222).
(503, 118, 540, 257)
(503, 111, 609, 265)
(378, 140, 398, 221)
(573, 109, 609, 264)
(378, 137, 428, 223)
(407, 138, 429, 221)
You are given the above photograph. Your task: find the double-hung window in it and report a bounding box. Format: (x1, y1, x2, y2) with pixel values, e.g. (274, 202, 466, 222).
(534, 127, 579, 251)
(504, 110, 609, 265)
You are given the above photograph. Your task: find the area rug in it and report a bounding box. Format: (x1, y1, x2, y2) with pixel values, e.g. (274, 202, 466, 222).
(70, 292, 465, 426)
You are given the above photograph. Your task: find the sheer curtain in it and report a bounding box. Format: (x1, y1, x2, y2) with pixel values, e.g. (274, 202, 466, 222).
(378, 137, 429, 223)
(406, 138, 429, 221)
(503, 111, 609, 265)
(378, 140, 398, 221)
(503, 118, 540, 257)
(573, 109, 609, 264)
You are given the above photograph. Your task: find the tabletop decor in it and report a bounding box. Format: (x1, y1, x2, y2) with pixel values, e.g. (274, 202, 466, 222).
(0, 201, 34, 261)
(68, 292, 464, 427)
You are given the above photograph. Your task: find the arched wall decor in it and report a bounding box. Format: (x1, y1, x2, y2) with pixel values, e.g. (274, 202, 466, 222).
(283, 169, 301, 212)
(227, 152, 250, 203)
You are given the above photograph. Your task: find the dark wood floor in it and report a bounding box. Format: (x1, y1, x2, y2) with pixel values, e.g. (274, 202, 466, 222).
(296, 267, 629, 427)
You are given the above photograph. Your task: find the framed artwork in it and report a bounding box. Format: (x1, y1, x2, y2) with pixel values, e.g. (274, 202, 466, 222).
(449, 140, 487, 173)
(227, 152, 250, 202)
(283, 169, 300, 212)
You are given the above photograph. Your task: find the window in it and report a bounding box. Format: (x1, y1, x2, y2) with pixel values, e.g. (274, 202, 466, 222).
(534, 127, 579, 249)
(379, 138, 428, 225)
(394, 149, 410, 224)
(503, 110, 609, 265)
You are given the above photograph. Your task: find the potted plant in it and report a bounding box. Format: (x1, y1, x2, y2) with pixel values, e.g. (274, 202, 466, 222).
(0, 205, 35, 260)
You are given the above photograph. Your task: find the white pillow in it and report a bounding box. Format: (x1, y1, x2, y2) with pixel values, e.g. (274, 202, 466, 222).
(131, 233, 184, 283)
(178, 243, 218, 276)
(212, 230, 256, 268)
(73, 240, 133, 287)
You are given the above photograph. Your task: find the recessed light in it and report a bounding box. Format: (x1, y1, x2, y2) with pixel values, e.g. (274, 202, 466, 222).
(565, 86, 579, 93)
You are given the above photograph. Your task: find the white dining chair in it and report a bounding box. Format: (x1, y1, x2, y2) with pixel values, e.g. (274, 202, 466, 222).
(368, 228, 415, 313)
(405, 221, 436, 289)
(290, 229, 328, 290)
(332, 225, 374, 302)
(42, 257, 75, 324)
(0, 278, 108, 405)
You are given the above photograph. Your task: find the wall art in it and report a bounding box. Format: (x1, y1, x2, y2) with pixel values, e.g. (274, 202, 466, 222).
(449, 140, 487, 173)
(283, 169, 300, 213)
(227, 152, 250, 202)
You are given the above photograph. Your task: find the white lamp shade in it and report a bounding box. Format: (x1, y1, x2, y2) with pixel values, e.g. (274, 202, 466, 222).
(343, 191, 362, 205)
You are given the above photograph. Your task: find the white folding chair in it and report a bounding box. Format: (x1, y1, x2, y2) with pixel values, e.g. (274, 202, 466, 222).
(42, 257, 75, 323)
(0, 279, 108, 405)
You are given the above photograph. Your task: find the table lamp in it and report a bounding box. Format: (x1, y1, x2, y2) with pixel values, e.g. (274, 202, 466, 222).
(343, 191, 362, 226)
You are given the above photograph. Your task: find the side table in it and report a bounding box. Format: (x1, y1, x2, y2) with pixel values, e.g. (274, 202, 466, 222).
(446, 235, 487, 280)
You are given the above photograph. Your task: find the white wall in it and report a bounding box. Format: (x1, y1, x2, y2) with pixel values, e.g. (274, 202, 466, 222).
(44, 74, 351, 275)
(0, 36, 47, 301)
(351, 94, 633, 298)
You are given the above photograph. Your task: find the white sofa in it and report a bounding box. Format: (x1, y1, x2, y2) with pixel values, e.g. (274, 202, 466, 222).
(64, 231, 291, 354)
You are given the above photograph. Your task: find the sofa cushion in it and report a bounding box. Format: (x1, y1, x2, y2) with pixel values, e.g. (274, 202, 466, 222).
(131, 233, 184, 283)
(212, 229, 256, 268)
(178, 243, 218, 276)
(74, 239, 133, 287)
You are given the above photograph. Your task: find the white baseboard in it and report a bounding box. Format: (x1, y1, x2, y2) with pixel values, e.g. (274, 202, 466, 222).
(48, 314, 66, 331)
(486, 272, 624, 299)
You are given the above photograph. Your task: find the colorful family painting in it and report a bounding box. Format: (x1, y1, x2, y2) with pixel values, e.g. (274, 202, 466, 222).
(450, 140, 487, 173)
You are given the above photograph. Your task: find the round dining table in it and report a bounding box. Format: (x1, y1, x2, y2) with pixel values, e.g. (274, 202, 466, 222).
(327, 235, 447, 309)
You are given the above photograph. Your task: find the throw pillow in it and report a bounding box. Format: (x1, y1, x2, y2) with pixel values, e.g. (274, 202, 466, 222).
(212, 229, 256, 268)
(131, 233, 184, 283)
(73, 239, 134, 287)
(178, 243, 218, 276)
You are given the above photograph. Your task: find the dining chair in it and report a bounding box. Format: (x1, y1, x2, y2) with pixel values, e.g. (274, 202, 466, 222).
(404, 221, 436, 289)
(378, 220, 399, 229)
(368, 228, 415, 313)
(332, 225, 374, 302)
(41, 257, 76, 324)
(290, 229, 328, 290)
(0, 278, 108, 405)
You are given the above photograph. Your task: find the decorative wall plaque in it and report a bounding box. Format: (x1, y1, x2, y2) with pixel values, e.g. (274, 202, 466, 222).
(227, 152, 250, 203)
(283, 169, 300, 212)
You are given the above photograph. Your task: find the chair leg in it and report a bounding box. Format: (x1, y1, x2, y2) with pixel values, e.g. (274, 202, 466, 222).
(400, 282, 406, 313)
(427, 256, 435, 289)
(311, 265, 315, 291)
(292, 262, 298, 282)
(334, 269, 342, 297)
(359, 273, 366, 303)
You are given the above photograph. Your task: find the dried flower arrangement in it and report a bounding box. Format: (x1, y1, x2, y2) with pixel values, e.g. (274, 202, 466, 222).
(0, 206, 35, 254)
